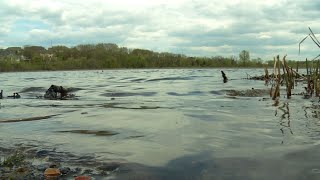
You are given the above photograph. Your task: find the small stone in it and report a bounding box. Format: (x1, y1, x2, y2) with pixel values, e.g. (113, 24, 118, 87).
(44, 168, 61, 178)
(75, 176, 92, 180)
(59, 167, 71, 175)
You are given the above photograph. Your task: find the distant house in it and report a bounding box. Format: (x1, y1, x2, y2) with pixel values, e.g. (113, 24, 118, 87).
(40, 53, 54, 61)
(0, 47, 25, 61)
(6, 47, 23, 54)
(18, 55, 30, 62)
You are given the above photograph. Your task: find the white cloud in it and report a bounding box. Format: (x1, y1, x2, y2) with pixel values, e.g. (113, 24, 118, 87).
(1, 0, 320, 60)
(257, 32, 272, 39)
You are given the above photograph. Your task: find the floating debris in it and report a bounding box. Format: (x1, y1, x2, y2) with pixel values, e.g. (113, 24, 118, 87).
(221, 71, 228, 83)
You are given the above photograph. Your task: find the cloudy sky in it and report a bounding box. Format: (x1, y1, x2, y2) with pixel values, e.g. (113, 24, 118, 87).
(0, 0, 320, 60)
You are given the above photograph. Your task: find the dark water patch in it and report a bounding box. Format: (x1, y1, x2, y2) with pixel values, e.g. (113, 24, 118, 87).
(188, 75, 213, 78)
(66, 87, 84, 92)
(19, 87, 47, 93)
(113, 152, 222, 180)
(189, 91, 204, 95)
(133, 87, 145, 90)
(125, 135, 144, 139)
(167, 92, 186, 96)
(167, 91, 204, 96)
(23, 77, 37, 80)
(210, 90, 224, 95)
(0, 114, 60, 123)
(56, 130, 119, 136)
(120, 77, 134, 80)
(115, 150, 320, 180)
(226, 96, 238, 99)
(130, 78, 146, 82)
(94, 84, 109, 88)
(115, 85, 128, 88)
(186, 114, 215, 121)
(284, 144, 320, 161)
(139, 106, 160, 109)
(101, 92, 157, 97)
(146, 77, 192, 82)
(102, 103, 161, 110)
(24, 103, 120, 109)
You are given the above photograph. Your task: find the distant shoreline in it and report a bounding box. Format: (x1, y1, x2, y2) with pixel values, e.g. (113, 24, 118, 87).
(0, 67, 266, 74)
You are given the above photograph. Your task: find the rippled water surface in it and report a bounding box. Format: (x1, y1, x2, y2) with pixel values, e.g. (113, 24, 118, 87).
(1, 68, 320, 179)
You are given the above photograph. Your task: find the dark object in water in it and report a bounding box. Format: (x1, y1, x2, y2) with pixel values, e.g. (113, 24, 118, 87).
(44, 85, 68, 99)
(221, 71, 228, 83)
(0, 90, 2, 99)
(8, 93, 21, 99)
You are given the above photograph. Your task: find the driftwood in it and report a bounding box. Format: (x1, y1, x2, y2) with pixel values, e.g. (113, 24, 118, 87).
(221, 71, 228, 83)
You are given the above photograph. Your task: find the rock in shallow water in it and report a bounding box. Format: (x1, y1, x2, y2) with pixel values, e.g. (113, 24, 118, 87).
(44, 168, 61, 178)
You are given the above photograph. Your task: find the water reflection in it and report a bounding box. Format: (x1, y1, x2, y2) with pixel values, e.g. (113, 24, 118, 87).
(277, 103, 293, 139)
(115, 149, 320, 180)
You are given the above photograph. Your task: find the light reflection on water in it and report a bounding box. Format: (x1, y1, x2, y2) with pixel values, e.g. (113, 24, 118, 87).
(0, 68, 320, 179)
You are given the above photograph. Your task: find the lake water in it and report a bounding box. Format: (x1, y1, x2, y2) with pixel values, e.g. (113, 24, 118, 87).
(1, 68, 320, 179)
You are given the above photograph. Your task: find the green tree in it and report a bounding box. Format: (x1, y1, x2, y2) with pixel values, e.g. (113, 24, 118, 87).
(251, 57, 262, 67)
(48, 46, 70, 60)
(239, 50, 250, 66)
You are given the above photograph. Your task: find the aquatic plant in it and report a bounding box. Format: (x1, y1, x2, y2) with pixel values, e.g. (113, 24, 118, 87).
(299, 27, 320, 97)
(1, 151, 26, 167)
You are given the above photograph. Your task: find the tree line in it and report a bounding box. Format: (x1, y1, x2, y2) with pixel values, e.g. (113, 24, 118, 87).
(0, 43, 301, 72)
